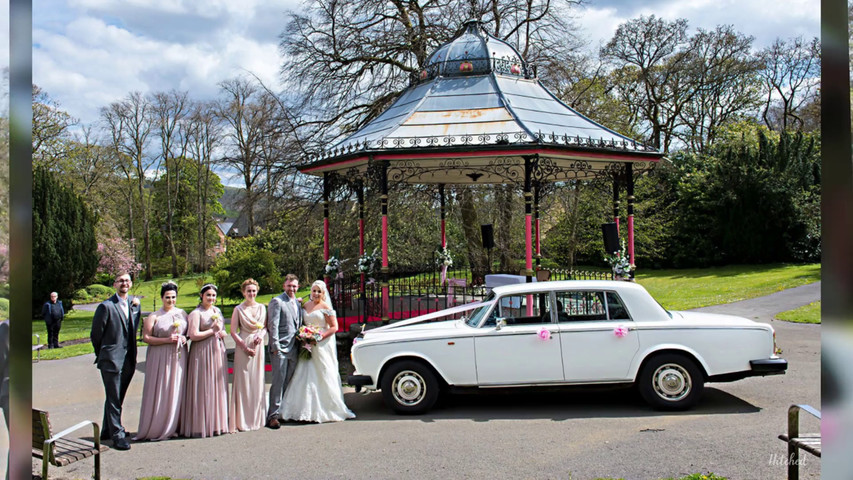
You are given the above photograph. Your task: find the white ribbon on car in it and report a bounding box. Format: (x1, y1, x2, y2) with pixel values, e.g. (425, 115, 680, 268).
(372, 300, 489, 331)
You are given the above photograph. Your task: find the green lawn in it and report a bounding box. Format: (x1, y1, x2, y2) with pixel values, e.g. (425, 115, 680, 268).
(35, 263, 819, 360)
(775, 301, 821, 324)
(34, 274, 313, 361)
(635, 263, 820, 311)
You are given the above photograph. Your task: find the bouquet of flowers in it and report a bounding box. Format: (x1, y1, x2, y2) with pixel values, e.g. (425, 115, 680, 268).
(435, 247, 453, 268)
(357, 247, 380, 275)
(325, 256, 342, 278)
(297, 324, 323, 360)
(172, 317, 186, 357)
(604, 239, 635, 279)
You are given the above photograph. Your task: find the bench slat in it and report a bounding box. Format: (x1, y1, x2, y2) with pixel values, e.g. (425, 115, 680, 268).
(778, 434, 822, 457)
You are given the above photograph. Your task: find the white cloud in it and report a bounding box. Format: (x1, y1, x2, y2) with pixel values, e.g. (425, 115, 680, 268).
(33, 0, 820, 129)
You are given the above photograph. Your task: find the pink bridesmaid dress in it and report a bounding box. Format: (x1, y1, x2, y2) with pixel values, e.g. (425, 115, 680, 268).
(229, 303, 267, 432)
(180, 306, 229, 438)
(134, 308, 188, 441)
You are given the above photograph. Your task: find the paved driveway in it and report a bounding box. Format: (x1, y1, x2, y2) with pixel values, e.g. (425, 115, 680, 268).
(31, 283, 820, 480)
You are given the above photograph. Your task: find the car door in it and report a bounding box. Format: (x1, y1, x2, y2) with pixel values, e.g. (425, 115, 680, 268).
(557, 290, 640, 382)
(474, 291, 563, 385)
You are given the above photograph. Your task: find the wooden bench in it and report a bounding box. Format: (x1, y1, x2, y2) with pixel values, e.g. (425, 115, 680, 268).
(32, 408, 108, 480)
(32, 334, 46, 362)
(778, 404, 820, 480)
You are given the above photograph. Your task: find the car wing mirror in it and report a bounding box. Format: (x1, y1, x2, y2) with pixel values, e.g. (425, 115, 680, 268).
(495, 318, 506, 330)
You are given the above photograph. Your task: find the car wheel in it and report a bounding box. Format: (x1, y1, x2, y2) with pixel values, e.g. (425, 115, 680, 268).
(638, 353, 704, 410)
(381, 360, 440, 415)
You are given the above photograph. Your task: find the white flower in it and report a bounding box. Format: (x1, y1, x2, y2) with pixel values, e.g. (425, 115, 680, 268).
(131, 297, 140, 307)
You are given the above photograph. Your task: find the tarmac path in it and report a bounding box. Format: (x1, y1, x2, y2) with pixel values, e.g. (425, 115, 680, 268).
(30, 282, 820, 480)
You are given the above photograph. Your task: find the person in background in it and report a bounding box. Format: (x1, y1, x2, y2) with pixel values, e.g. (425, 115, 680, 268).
(41, 292, 64, 348)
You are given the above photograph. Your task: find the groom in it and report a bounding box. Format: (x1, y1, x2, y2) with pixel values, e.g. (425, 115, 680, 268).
(266, 274, 303, 429)
(90, 272, 141, 450)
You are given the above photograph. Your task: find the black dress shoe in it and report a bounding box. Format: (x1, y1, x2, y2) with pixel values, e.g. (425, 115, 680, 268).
(266, 417, 280, 429)
(54, 343, 63, 348)
(113, 437, 131, 450)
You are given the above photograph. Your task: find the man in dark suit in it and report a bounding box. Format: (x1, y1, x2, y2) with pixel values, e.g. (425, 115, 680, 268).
(90, 272, 141, 450)
(41, 292, 64, 348)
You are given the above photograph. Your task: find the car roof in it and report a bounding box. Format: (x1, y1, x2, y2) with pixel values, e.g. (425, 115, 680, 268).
(490, 279, 646, 296)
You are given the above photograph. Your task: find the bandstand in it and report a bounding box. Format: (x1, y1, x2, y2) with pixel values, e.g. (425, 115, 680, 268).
(297, 20, 663, 329)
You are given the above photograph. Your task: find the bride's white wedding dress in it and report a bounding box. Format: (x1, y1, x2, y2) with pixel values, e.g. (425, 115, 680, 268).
(280, 308, 356, 423)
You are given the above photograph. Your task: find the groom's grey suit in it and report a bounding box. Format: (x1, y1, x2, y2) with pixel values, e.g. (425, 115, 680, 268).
(267, 291, 303, 421)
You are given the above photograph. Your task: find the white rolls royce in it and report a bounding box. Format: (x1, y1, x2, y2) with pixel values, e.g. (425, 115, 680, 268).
(347, 280, 787, 414)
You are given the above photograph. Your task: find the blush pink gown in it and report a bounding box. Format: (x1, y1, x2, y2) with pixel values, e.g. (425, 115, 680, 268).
(134, 308, 188, 441)
(180, 306, 229, 438)
(229, 303, 267, 432)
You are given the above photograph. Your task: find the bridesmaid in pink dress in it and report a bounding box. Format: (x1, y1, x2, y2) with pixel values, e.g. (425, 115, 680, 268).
(229, 278, 267, 432)
(180, 283, 229, 438)
(134, 281, 188, 441)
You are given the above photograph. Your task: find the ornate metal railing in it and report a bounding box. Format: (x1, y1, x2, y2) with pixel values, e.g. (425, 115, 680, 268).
(328, 265, 614, 332)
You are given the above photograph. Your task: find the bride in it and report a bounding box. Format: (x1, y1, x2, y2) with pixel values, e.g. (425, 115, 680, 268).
(280, 280, 355, 423)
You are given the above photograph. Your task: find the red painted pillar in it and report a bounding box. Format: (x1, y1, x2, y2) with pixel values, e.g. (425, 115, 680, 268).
(524, 157, 534, 316)
(626, 163, 635, 266)
(379, 162, 390, 322)
(323, 172, 330, 283)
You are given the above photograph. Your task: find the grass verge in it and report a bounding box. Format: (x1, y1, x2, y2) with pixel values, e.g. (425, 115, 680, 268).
(775, 301, 821, 324)
(635, 263, 819, 310)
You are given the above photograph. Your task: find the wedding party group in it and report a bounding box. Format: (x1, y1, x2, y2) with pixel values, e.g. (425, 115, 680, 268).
(89, 271, 355, 451)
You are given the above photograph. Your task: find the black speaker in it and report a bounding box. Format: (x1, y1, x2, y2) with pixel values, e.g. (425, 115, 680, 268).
(481, 224, 495, 249)
(602, 222, 619, 254)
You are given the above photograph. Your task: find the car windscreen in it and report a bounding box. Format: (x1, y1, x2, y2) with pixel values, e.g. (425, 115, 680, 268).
(465, 301, 495, 328)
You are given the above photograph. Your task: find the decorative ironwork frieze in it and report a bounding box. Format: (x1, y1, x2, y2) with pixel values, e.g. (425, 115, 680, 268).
(304, 131, 657, 164)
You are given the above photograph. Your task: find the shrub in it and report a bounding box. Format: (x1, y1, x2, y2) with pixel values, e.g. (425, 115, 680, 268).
(0, 298, 8, 321)
(210, 237, 283, 299)
(72, 288, 91, 303)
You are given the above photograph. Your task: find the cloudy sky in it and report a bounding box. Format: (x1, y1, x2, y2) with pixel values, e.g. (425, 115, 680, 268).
(33, 0, 820, 127)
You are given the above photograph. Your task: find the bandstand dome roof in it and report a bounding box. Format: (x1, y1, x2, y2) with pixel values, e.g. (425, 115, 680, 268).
(298, 20, 663, 185)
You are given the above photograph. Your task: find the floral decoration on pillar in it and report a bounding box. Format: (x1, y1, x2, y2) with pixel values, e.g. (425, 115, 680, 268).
(357, 247, 380, 283)
(604, 239, 635, 281)
(435, 247, 453, 286)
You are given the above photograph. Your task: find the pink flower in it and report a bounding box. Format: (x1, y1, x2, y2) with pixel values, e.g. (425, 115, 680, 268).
(614, 325, 628, 338)
(537, 327, 550, 341)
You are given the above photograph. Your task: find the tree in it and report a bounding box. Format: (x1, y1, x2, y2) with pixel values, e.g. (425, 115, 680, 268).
(187, 101, 224, 272)
(152, 90, 191, 276)
(102, 92, 156, 280)
(676, 25, 762, 153)
(32, 84, 77, 168)
(33, 166, 100, 314)
(758, 36, 821, 131)
(216, 77, 286, 236)
(601, 15, 694, 153)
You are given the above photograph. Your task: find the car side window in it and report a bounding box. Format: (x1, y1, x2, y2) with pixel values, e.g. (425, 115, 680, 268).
(605, 292, 631, 320)
(497, 292, 549, 325)
(554, 291, 607, 322)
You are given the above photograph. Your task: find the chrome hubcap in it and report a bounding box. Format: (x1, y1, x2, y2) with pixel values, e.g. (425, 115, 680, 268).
(392, 370, 426, 405)
(652, 363, 691, 401)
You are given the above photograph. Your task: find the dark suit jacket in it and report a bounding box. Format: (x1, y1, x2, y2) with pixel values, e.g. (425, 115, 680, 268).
(42, 300, 64, 322)
(90, 293, 142, 373)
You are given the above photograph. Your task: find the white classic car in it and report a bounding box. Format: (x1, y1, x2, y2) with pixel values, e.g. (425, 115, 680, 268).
(347, 280, 787, 414)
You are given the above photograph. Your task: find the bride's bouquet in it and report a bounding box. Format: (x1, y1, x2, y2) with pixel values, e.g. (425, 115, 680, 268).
(297, 324, 323, 360)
